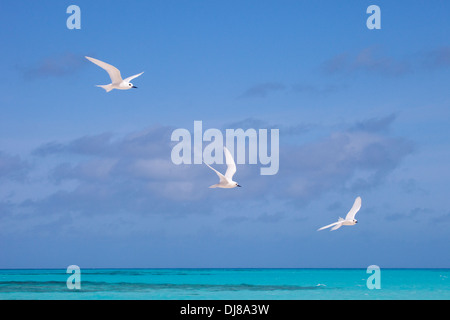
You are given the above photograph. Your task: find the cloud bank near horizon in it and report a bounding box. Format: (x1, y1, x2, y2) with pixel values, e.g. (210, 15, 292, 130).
(0, 115, 416, 238)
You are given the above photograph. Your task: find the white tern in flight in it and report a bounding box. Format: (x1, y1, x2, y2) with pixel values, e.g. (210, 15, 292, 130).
(205, 146, 241, 188)
(318, 196, 362, 231)
(85, 56, 143, 92)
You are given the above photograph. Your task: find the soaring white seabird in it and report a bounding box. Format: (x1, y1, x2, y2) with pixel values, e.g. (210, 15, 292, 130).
(205, 146, 241, 189)
(318, 196, 362, 231)
(85, 56, 143, 92)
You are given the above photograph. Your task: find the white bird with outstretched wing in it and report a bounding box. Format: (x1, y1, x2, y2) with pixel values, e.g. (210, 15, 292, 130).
(318, 197, 362, 231)
(205, 146, 241, 189)
(85, 56, 143, 92)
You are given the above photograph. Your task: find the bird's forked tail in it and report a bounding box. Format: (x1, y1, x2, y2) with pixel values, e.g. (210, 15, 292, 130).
(96, 84, 113, 92)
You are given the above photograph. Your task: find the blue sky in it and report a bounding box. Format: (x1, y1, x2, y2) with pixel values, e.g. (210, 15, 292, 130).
(0, 1, 449, 268)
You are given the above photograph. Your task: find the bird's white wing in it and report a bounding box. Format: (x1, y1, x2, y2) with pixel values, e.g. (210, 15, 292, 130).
(124, 72, 144, 83)
(317, 221, 340, 231)
(85, 56, 123, 83)
(331, 222, 343, 231)
(223, 146, 237, 180)
(205, 163, 227, 183)
(345, 196, 362, 220)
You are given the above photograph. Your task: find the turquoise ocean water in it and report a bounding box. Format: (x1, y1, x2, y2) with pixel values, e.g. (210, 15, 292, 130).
(0, 269, 448, 300)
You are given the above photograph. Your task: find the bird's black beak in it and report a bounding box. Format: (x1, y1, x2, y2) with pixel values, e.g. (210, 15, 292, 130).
(237, 185, 242, 187)
(132, 86, 138, 88)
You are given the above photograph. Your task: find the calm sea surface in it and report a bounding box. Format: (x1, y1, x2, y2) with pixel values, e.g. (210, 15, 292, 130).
(0, 268, 448, 300)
